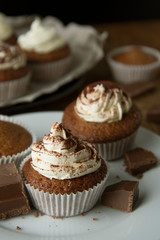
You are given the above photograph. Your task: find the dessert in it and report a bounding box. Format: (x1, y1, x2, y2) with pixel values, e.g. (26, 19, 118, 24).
(146, 104, 160, 123)
(0, 12, 17, 45)
(113, 47, 158, 65)
(17, 18, 71, 82)
(101, 180, 139, 212)
(107, 45, 160, 84)
(62, 80, 142, 160)
(0, 162, 31, 220)
(0, 114, 36, 166)
(0, 41, 31, 102)
(21, 122, 109, 217)
(124, 147, 158, 177)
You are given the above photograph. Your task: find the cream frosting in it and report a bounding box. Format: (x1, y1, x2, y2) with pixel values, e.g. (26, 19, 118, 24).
(31, 122, 101, 180)
(17, 18, 66, 54)
(0, 13, 14, 41)
(75, 83, 132, 123)
(0, 42, 27, 70)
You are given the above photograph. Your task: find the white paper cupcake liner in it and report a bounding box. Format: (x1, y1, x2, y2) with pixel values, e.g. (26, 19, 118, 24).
(30, 55, 72, 82)
(107, 45, 160, 84)
(93, 130, 138, 161)
(0, 114, 37, 167)
(0, 71, 31, 102)
(20, 155, 109, 217)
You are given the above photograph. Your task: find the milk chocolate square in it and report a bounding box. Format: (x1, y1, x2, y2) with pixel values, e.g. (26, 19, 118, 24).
(0, 162, 31, 220)
(101, 180, 139, 212)
(124, 147, 158, 176)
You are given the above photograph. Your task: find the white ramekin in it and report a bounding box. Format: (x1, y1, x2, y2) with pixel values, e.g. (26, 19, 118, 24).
(107, 45, 160, 84)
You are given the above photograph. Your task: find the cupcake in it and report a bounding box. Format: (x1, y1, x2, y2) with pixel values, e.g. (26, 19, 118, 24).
(62, 80, 142, 161)
(107, 45, 160, 84)
(0, 12, 17, 45)
(0, 114, 36, 166)
(20, 122, 109, 217)
(0, 41, 31, 102)
(17, 18, 71, 82)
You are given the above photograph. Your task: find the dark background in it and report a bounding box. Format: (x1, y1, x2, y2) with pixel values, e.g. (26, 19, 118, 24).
(1, 0, 160, 25)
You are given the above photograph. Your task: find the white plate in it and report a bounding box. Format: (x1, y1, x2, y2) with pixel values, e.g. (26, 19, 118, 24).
(0, 111, 160, 240)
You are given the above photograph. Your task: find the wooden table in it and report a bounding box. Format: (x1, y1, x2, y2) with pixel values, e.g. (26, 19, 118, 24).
(3, 20, 160, 135)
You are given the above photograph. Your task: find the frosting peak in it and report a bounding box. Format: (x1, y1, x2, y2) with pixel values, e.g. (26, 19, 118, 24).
(18, 18, 66, 53)
(0, 41, 27, 70)
(0, 13, 14, 41)
(31, 123, 101, 180)
(75, 82, 132, 123)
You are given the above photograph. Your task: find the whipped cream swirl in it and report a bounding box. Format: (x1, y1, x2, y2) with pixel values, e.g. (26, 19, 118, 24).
(31, 123, 101, 180)
(0, 41, 27, 70)
(75, 84, 132, 123)
(18, 18, 66, 54)
(0, 13, 14, 41)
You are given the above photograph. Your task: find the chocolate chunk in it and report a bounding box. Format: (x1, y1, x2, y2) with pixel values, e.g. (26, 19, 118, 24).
(101, 180, 139, 212)
(120, 81, 155, 98)
(0, 162, 31, 220)
(124, 147, 157, 176)
(147, 104, 160, 122)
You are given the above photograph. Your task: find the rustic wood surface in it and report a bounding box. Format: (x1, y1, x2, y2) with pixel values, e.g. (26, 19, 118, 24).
(3, 20, 160, 135)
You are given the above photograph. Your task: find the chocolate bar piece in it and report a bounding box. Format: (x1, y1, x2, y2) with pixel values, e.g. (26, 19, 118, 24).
(124, 147, 157, 176)
(101, 180, 139, 212)
(0, 162, 31, 220)
(120, 81, 155, 98)
(147, 104, 160, 123)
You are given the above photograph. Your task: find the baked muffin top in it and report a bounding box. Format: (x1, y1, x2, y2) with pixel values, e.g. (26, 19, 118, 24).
(62, 81, 141, 142)
(113, 47, 158, 65)
(0, 120, 32, 157)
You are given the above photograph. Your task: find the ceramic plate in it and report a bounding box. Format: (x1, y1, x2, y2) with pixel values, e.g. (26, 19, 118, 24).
(0, 111, 160, 240)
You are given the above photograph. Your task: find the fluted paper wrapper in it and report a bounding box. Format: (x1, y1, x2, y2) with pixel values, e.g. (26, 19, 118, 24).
(0, 71, 31, 102)
(20, 155, 109, 217)
(0, 114, 37, 167)
(30, 55, 72, 82)
(107, 45, 160, 84)
(93, 130, 138, 161)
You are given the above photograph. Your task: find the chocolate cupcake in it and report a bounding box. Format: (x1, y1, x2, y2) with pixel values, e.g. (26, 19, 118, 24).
(0, 12, 17, 45)
(17, 18, 71, 82)
(62, 80, 142, 160)
(20, 122, 109, 217)
(0, 41, 31, 102)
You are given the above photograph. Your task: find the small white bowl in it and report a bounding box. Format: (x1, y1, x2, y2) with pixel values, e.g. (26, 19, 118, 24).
(106, 45, 160, 84)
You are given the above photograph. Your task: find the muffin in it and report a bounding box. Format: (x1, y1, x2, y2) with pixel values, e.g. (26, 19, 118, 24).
(62, 80, 142, 161)
(107, 45, 160, 84)
(17, 18, 71, 82)
(0, 12, 17, 45)
(20, 122, 109, 217)
(0, 41, 31, 102)
(0, 114, 36, 166)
